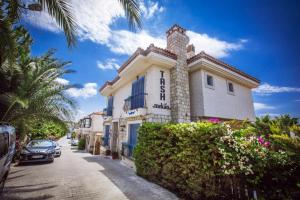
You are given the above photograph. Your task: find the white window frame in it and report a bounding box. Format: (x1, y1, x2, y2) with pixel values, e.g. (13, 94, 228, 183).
(205, 73, 215, 90)
(227, 80, 235, 95)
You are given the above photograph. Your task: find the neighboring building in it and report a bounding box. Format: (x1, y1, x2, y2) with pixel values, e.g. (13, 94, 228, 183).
(99, 25, 260, 158)
(76, 112, 104, 154)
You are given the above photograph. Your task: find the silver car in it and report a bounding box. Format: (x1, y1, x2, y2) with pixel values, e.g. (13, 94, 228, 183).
(71, 138, 78, 146)
(19, 140, 55, 164)
(0, 124, 16, 194)
(54, 142, 61, 157)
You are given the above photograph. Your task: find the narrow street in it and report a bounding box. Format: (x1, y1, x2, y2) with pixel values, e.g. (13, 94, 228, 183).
(2, 137, 177, 200)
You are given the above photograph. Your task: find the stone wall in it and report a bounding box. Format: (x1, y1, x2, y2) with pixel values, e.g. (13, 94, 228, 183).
(166, 25, 191, 123)
(145, 114, 171, 123)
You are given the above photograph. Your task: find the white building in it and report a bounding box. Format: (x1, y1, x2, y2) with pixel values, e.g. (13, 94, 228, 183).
(99, 25, 260, 158)
(76, 112, 104, 154)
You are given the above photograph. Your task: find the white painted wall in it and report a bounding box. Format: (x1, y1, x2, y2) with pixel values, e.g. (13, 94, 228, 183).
(189, 70, 204, 117)
(91, 114, 104, 132)
(145, 65, 171, 116)
(108, 65, 171, 119)
(112, 81, 132, 119)
(190, 69, 256, 121)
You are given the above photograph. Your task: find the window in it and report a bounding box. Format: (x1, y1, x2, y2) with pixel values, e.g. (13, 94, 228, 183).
(205, 74, 214, 89)
(131, 76, 145, 109)
(227, 81, 235, 95)
(84, 118, 91, 128)
(103, 125, 110, 146)
(107, 96, 114, 116)
(0, 132, 9, 159)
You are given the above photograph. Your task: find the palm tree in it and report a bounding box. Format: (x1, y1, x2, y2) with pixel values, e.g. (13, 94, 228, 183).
(1, 0, 141, 47)
(0, 30, 77, 137)
(1, 0, 141, 65)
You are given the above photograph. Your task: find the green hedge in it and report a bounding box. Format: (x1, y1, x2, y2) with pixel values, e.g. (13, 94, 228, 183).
(134, 122, 300, 199)
(78, 138, 86, 150)
(134, 122, 227, 199)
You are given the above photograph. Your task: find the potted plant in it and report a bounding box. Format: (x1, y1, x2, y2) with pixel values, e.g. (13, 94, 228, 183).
(105, 149, 111, 156)
(112, 151, 119, 159)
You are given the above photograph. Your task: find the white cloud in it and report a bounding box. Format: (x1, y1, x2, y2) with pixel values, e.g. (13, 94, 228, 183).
(55, 78, 70, 85)
(23, 0, 245, 58)
(24, 10, 61, 33)
(107, 30, 165, 55)
(24, 0, 124, 43)
(97, 59, 120, 70)
(257, 113, 280, 117)
(253, 83, 300, 95)
(254, 102, 275, 110)
(187, 31, 245, 58)
(66, 83, 97, 98)
(140, 0, 164, 19)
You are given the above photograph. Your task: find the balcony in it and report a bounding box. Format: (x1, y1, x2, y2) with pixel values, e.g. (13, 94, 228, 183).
(124, 93, 147, 117)
(124, 93, 147, 111)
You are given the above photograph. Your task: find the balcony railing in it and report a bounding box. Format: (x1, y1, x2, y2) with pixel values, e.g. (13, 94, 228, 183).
(124, 93, 147, 111)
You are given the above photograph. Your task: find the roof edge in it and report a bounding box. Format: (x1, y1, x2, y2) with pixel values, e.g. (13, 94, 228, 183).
(187, 51, 260, 84)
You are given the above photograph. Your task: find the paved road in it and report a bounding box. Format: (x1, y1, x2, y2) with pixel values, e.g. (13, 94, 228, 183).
(2, 137, 177, 200)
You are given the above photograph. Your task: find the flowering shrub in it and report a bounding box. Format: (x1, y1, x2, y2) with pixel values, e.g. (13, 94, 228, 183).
(218, 125, 290, 185)
(208, 117, 221, 123)
(134, 122, 300, 199)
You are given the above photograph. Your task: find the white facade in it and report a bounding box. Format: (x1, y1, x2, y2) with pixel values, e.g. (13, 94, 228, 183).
(99, 25, 260, 157)
(76, 112, 104, 154)
(189, 69, 256, 121)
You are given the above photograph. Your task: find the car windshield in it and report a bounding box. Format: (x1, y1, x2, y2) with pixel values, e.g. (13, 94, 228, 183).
(27, 140, 54, 148)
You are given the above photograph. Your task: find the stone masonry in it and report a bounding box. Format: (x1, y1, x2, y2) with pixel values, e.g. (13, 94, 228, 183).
(166, 24, 191, 122)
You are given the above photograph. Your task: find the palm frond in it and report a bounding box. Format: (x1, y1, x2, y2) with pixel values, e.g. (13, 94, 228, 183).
(118, 0, 142, 30)
(39, 0, 77, 47)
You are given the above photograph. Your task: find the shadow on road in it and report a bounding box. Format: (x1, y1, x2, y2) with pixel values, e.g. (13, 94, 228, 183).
(16, 161, 53, 167)
(7, 169, 26, 175)
(7, 174, 28, 180)
(2, 183, 57, 200)
(1, 194, 54, 200)
(81, 155, 177, 200)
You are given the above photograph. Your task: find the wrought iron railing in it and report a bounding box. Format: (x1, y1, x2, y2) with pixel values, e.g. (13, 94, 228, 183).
(124, 93, 147, 111)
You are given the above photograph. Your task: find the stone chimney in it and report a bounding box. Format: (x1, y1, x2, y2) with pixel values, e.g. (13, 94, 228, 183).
(187, 44, 195, 59)
(166, 24, 191, 123)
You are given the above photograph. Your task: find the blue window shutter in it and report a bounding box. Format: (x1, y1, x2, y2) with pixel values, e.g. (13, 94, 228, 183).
(128, 123, 140, 156)
(107, 96, 113, 116)
(131, 80, 136, 109)
(104, 125, 110, 146)
(131, 77, 144, 109)
(139, 76, 145, 107)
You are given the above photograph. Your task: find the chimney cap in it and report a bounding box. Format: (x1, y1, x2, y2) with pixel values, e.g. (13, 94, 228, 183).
(187, 44, 195, 53)
(166, 24, 186, 37)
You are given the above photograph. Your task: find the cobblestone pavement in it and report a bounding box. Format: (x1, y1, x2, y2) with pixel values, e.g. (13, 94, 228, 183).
(2, 137, 177, 200)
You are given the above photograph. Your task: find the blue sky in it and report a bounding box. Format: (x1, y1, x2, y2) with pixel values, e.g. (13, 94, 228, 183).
(22, 0, 300, 120)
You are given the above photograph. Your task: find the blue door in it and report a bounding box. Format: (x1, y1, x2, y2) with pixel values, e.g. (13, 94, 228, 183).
(128, 123, 140, 156)
(104, 125, 110, 146)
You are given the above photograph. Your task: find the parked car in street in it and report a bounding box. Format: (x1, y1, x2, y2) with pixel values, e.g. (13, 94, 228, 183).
(67, 133, 71, 139)
(0, 124, 16, 194)
(19, 140, 55, 164)
(54, 142, 61, 157)
(71, 138, 78, 146)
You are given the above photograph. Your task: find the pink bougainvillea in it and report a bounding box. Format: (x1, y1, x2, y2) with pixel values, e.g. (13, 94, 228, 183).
(208, 118, 220, 124)
(257, 136, 270, 148)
